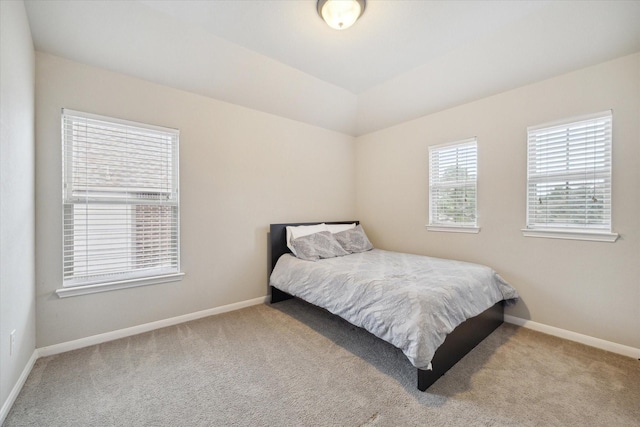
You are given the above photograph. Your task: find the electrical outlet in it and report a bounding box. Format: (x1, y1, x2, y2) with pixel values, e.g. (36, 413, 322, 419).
(10, 330, 16, 356)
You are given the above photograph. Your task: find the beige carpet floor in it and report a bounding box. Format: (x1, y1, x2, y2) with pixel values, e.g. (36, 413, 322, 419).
(4, 299, 640, 426)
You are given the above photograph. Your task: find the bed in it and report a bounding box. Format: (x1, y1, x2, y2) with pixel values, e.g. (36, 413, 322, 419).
(268, 221, 518, 391)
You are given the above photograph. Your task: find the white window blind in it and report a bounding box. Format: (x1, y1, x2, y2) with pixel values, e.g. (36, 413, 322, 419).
(526, 111, 612, 234)
(62, 109, 180, 288)
(429, 138, 478, 230)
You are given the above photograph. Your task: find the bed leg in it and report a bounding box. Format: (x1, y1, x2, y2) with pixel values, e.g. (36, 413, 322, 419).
(417, 368, 442, 392)
(271, 286, 294, 303)
(417, 368, 434, 391)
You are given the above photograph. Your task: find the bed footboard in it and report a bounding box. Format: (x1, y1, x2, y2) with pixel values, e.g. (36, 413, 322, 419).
(417, 301, 504, 391)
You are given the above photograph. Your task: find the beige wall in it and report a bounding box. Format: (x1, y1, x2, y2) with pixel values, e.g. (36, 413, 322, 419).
(32, 49, 640, 352)
(0, 0, 36, 415)
(35, 52, 356, 348)
(356, 53, 640, 349)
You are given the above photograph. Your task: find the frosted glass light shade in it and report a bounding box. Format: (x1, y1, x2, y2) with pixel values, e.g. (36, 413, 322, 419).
(317, 0, 366, 30)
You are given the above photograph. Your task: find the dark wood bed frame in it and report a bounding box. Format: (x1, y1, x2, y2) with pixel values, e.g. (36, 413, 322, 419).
(269, 221, 504, 391)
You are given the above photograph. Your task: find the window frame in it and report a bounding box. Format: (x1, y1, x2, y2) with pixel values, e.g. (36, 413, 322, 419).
(58, 109, 183, 298)
(522, 110, 618, 243)
(427, 137, 480, 234)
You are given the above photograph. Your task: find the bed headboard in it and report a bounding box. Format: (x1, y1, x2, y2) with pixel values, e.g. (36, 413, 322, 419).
(269, 221, 359, 271)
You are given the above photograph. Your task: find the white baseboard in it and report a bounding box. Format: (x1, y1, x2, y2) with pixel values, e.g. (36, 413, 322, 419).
(38, 296, 268, 357)
(504, 314, 640, 360)
(0, 349, 38, 425)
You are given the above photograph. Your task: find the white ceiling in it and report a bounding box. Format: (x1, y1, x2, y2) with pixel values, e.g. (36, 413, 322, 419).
(136, 0, 550, 94)
(24, 0, 640, 136)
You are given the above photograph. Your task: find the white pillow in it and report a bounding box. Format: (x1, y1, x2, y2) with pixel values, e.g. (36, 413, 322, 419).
(325, 223, 356, 234)
(286, 223, 328, 256)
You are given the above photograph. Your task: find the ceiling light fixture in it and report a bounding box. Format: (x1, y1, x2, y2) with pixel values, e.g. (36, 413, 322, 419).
(317, 0, 366, 30)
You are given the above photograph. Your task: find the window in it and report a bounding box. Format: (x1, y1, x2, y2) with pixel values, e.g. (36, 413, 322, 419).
(428, 138, 479, 233)
(523, 110, 618, 242)
(60, 109, 183, 297)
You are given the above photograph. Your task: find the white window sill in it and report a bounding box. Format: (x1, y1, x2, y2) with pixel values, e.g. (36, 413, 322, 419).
(521, 229, 619, 243)
(56, 272, 185, 298)
(426, 225, 480, 234)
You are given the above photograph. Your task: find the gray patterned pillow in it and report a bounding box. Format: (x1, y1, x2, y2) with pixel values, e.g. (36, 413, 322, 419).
(291, 231, 350, 261)
(334, 225, 374, 253)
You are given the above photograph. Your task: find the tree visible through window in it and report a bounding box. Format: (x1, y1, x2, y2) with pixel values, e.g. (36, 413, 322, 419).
(526, 111, 612, 232)
(428, 138, 478, 231)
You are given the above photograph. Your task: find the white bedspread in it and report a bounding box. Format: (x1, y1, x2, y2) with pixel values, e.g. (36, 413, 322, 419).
(269, 249, 518, 370)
